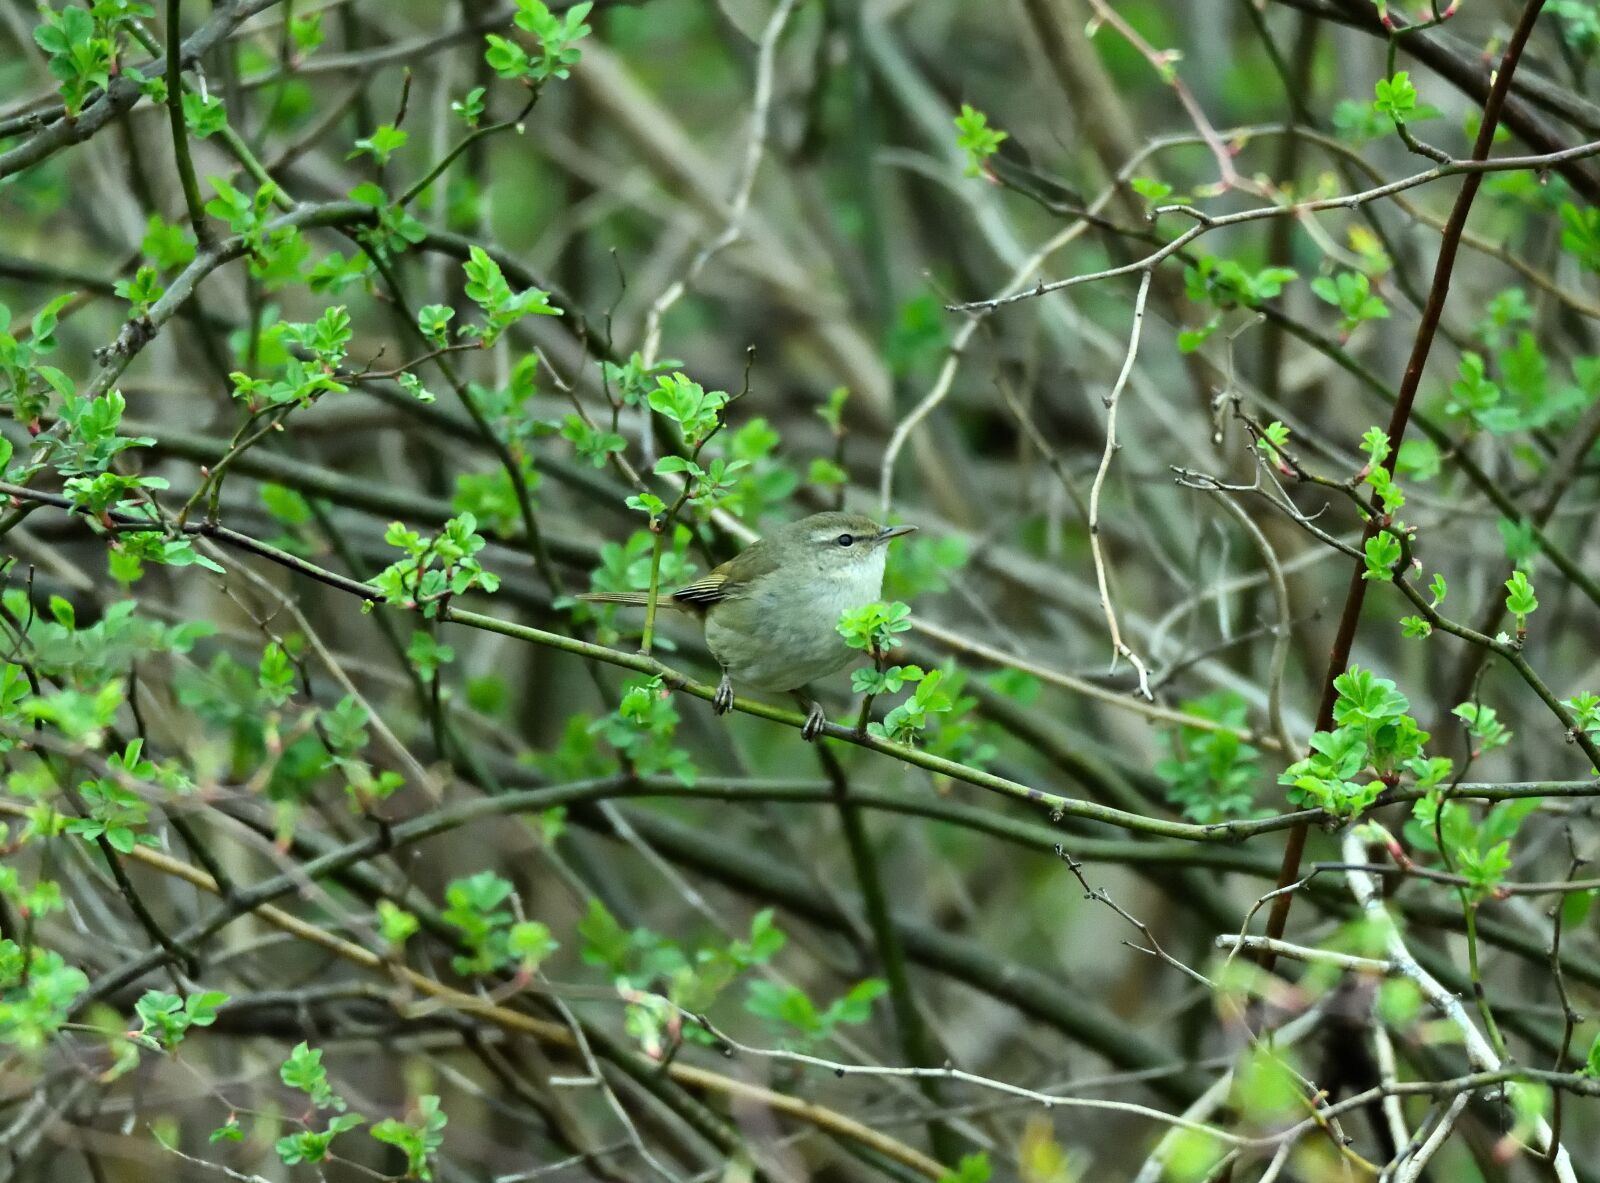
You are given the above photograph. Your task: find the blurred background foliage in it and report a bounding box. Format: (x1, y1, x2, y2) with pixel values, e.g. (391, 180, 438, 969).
(2, 0, 1600, 1180)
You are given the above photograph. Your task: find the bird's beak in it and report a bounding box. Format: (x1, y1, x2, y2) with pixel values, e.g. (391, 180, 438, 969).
(877, 523, 917, 541)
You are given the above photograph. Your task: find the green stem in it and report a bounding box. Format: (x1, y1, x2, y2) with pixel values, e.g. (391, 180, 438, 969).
(397, 93, 538, 208)
(0, 504, 36, 541)
(1462, 900, 1509, 1060)
(639, 489, 691, 656)
(641, 431, 717, 655)
(638, 522, 671, 656)
(163, 0, 211, 245)
(215, 124, 294, 207)
(365, 254, 563, 598)
(818, 743, 958, 1162)
(175, 406, 287, 527)
(1388, 568, 1600, 769)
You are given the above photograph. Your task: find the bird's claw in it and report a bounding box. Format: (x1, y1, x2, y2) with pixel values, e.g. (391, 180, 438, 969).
(712, 674, 734, 715)
(801, 701, 827, 742)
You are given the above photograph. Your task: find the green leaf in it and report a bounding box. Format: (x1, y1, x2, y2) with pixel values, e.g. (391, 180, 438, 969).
(185, 990, 228, 1027)
(451, 87, 486, 126)
(1155, 692, 1260, 823)
(370, 1096, 447, 1181)
(577, 897, 630, 973)
(377, 900, 420, 945)
(647, 373, 729, 448)
(461, 246, 559, 344)
(181, 92, 227, 138)
(280, 1041, 345, 1111)
(417, 304, 454, 346)
(1505, 570, 1539, 622)
(507, 920, 558, 969)
(1359, 426, 1391, 469)
(258, 641, 296, 706)
(1453, 702, 1512, 753)
(1395, 438, 1440, 481)
(510, 0, 593, 81)
(30, 293, 74, 346)
(1498, 517, 1540, 566)
(1131, 176, 1172, 202)
(940, 1154, 992, 1183)
(1374, 72, 1418, 120)
(1332, 667, 1409, 725)
(1561, 888, 1597, 931)
(1561, 202, 1600, 273)
(1185, 256, 1297, 309)
(1477, 287, 1534, 347)
(1312, 271, 1390, 337)
(113, 266, 165, 315)
(815, 385, 850, 432)
(484, 33, 529, 78)
(561, 416, 626, 467)
(807, 457, 847, 487)
(349, 124, 408, 165)
(625, 492, 666, 516)
(1362, 532, 1401, 581)
(953, 103, 1007, 177)
(405, 631, 454, 677)
(836, 601, 913, 653)
(1445, 352, 1501, 422)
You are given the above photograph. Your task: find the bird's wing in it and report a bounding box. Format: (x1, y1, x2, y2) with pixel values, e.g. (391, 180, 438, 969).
(670, 535, 778, 606)
(671, 569, 734, 606)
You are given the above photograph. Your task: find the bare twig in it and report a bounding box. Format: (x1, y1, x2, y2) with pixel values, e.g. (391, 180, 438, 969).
(1087, 270, 1155, 697)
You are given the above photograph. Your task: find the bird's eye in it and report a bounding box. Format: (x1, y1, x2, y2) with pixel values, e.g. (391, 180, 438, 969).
(835, 533, 854, 548)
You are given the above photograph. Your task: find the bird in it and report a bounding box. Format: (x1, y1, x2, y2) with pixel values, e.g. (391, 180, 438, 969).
(580, 511, 915, 739)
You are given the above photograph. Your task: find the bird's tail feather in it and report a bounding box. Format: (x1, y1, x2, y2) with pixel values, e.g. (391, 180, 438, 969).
(577, 591, 686, 610)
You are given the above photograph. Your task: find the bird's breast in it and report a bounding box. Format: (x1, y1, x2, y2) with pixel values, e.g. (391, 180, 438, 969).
(703, 558, 885, 692)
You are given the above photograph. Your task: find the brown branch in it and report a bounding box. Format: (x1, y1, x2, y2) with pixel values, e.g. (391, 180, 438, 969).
(1257, 0, 1553, 971)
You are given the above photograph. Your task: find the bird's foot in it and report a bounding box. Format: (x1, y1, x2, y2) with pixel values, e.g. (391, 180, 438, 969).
(712, 673, 734, 715)
(800, 700, 828, 742)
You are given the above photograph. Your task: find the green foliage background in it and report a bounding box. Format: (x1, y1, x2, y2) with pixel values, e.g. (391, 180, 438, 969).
(2, 0, 1600, 1180)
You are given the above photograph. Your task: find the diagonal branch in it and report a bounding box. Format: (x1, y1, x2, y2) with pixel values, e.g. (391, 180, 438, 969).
(1257, 0, 1552, 970)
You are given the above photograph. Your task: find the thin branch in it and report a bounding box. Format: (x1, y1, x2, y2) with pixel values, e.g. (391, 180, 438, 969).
(1260, 0, 1556, 968)
(163, 0, 210, 245)
(1392, 1093, 1469, 1183)
(1340, 829, 1578, 1182)
(947, 137, 1600, 314)
(1087, 269, 1155, 698)
(51, 821, 949, 1180)
(636, 0, 799, 370)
